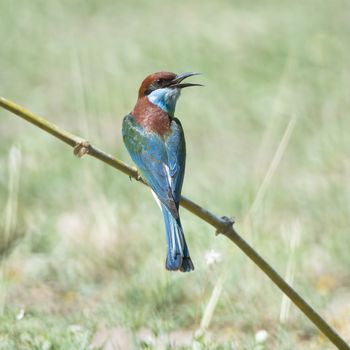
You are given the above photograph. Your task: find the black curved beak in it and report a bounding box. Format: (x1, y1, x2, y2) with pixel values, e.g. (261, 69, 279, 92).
(167, 72, 203, 89)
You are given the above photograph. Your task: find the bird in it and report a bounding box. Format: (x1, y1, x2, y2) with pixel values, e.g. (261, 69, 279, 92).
(122, 71, 202, 272)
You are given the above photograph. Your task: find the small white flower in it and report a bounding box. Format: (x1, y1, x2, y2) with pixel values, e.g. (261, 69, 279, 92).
(205, 249, 222, 266)
(68, 324, 84, 334)
(16, 308, 25, 321)
(41, 340, 51, 350)
(255, 329, 269, 343)
(138, 328, 156, 347)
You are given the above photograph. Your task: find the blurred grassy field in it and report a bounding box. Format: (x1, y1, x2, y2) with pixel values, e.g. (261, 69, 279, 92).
(1, 0, 350, 349)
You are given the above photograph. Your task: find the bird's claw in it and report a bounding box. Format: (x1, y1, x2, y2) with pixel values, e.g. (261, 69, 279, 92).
(129, 173, 142, 182)
(73, 140, 91, 158)
(135, 173, 143, 181)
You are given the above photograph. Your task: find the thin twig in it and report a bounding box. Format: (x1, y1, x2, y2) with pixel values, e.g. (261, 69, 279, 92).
(0, 97, 348, 350)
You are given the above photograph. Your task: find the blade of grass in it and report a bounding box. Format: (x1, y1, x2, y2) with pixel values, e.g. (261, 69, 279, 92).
(280, 220, 301, 323)
(195, 274, 225, 339)
(246, 113, 297, 220)
(0, 145, 22, 314)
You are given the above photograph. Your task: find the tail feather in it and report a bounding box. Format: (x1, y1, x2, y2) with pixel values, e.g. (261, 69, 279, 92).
(162, 204, 194, 272)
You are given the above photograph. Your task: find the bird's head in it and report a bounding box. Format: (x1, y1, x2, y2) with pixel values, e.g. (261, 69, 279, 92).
(137, 71, 202, 116)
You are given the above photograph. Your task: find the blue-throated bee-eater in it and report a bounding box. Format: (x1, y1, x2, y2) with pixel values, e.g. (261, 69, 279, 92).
(122, 72, 201, 272)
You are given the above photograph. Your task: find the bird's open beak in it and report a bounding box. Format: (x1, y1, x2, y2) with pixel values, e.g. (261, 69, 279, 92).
(167, 72, 203, 89)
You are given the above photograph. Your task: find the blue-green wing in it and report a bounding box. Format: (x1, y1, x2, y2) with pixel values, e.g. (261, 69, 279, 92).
(122, 114, 179, 217)
(164, 117, 186, 206)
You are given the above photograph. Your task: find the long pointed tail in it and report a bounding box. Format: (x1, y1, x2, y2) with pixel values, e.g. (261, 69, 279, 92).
(161, 204, 194, 272)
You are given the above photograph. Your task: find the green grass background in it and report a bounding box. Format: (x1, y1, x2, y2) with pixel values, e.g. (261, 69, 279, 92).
(1, 0, 350, 349)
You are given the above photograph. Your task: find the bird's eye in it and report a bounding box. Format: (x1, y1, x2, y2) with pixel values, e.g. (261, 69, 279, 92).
(156, 78, 164, 85)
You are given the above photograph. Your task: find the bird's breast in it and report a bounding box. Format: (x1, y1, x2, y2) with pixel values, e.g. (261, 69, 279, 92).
(132, 97, 171, 137)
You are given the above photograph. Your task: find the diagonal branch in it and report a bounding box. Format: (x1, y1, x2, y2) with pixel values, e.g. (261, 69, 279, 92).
(0, 97, 348, 349)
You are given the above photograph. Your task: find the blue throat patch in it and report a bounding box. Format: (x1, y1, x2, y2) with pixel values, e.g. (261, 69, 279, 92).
(147, 88, 181, 116)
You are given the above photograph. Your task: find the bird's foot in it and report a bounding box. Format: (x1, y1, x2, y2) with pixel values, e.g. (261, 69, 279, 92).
(73, 140, 91, 158)
(129, 172, 143, 182)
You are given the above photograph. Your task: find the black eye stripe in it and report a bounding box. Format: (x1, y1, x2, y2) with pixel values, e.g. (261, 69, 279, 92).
(144, 88, 152, 95)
